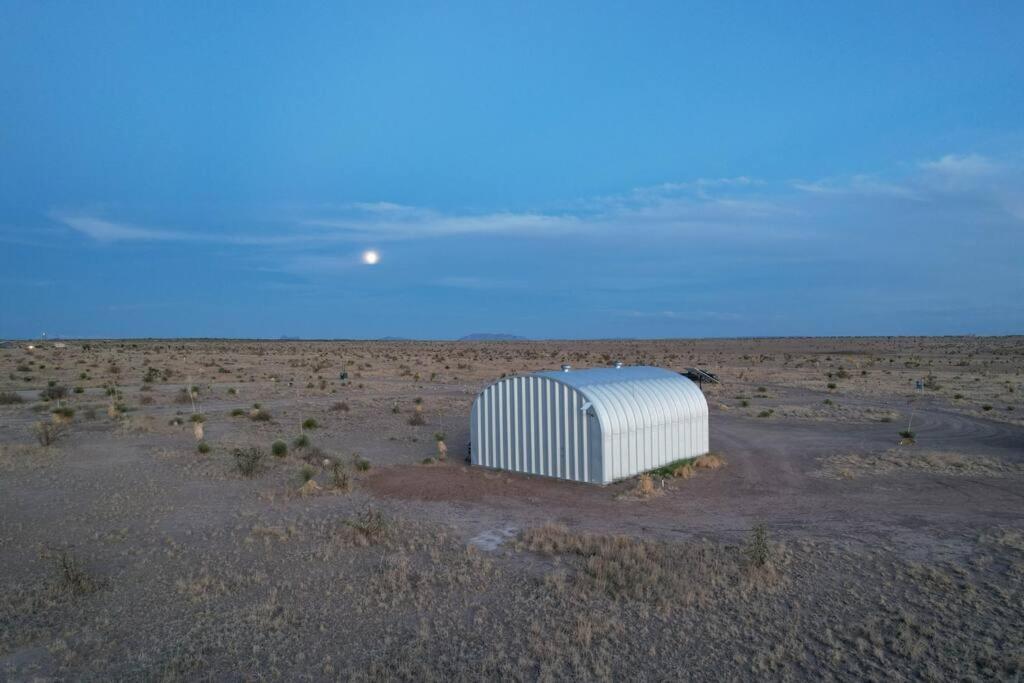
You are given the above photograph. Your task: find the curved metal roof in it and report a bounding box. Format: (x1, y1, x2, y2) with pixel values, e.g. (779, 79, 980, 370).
(532, 365, 708, 435)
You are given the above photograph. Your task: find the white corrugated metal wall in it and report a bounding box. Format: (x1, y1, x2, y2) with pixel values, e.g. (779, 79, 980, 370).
(470, 367, 709, 484)
(471, 375, 597, 483)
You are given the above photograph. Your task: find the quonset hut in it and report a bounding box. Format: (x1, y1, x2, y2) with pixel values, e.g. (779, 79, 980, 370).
(470, 365, 709, 484)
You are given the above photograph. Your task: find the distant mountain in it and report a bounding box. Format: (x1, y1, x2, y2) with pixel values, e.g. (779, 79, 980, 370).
(459, 333, 527, 341)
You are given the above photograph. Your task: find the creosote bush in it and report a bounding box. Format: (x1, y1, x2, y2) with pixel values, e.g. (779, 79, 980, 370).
(302, 418, 319, 430)
(271, 440, 288, 457)
(0, 391, 24, 405)
(745, 524, 771, 568)
(330, 461, 351, 491)
(250, 409, 272, 422)
(233, 447, 265, 477)
(197, 441, 211, 454)
(39, 384, 69, 401)
(293, 434, 310, 449)
(34, 420, 66, 446)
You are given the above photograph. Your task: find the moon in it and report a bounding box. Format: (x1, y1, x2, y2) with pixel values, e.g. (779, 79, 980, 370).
(361, 249, 380, 265)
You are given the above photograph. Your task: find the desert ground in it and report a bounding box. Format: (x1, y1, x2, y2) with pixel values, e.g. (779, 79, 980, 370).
(1, 336, 1022, 681)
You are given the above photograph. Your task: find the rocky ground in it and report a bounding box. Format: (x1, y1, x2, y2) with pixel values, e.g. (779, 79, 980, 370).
(1, 337, 1022, 680)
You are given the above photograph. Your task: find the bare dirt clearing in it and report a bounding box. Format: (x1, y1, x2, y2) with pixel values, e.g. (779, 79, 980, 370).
(1, 337, 1023, 680)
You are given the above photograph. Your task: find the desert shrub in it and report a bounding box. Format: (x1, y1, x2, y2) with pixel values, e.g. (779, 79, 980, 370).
(744, 524, 771, 568)
(331, 401, 350, 412)
(190, 413, 205, 423)
(330, 461, 351, 492)
(342, 509, 390, 545)
(233, 447, 265, 477)
(823, 398, 833, 405)
(391, 403, 400, 414)
(827, 382, 837, 390)
(51, 406, 74, 419)
(434, 431, 446, 442)
(54, 551, 101, 595)
(899, 429, 915, 439)
(757, 409, 773, 418)
(39, 384, 68, 401)
(34, 420, 66, 446)
(353, 454, 371, 471)
(300, 464, 316, 482)
(250, 409, 272, 422)
(0, 391, 24, 404)
(302, 418, 319, 429)
(197, 441, 211, 454)
(422, 457, 435, 464)
(407, 412, 426, 426)
(139, 395, 154, 405)
(271, 440, 288, 457)
(982, 405, 993, 411)
(740, 399, 750, 407)
(230, 408, 245, 417)
(227, 387, 237, 395)
(293, 434, 310, 449)
(174, 388, 193, 404)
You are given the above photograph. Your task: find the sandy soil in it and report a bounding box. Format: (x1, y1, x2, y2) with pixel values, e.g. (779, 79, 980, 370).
(1, 337, 1022, 680)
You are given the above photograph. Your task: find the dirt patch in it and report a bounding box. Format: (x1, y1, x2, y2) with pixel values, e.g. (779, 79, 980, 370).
(364, 462, 614, 503)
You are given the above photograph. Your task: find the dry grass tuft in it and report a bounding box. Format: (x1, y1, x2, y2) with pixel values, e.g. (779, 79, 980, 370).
(519, 523, 786, 607)
(694, 453, 726, 469)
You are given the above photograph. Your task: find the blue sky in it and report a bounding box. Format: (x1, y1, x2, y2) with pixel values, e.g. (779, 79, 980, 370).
(1, 1, 1022, 339)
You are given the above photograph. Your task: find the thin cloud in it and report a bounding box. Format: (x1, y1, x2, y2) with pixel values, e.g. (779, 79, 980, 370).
(47, 152, 1023, 259)
(56, 215, 187, 242)
(919, 153, 1001, 177)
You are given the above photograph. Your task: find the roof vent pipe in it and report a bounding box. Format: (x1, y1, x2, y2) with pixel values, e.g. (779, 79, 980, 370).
(614, 361, 624, 368)
(561, 364, 572, 372)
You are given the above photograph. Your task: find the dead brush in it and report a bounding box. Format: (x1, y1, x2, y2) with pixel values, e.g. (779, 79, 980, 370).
(33, 419, 66, 446)
(693, 453, 726, 470)
(53, 551, 102, 595)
